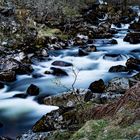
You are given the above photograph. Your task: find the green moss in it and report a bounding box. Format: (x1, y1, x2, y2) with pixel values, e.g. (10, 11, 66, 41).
(71, 120, 108, 140)
(97, 123, 140, 140)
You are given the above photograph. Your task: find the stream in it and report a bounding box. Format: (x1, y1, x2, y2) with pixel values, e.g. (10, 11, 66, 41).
(0, 6, 140, 139)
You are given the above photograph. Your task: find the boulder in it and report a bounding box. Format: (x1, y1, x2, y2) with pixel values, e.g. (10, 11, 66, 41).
(126, 57, 140, 71)
(129, 22, 140, 31)
(89, 79, 105, 93)
(26, 84, 40, 96)
(51, 67, 68, 76)
(13, 93, 28, 99)
(85, 45, 97, 52)
(109, 65, 128, 72)
(0, 82, 4, 89)
(0, 71, 16, 82)
(106, 77, 130, 93)
(103, 54, 122, 61)
(52, 61, 73, 67)
(124, 32, 140, 44)
(78, 49, 88, 56)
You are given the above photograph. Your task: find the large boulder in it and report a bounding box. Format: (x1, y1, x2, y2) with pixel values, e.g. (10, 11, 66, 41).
(126, 57, 140, 71)
(89, 79, 105, 93)
(109, 65, 128, 72)
(26, 84, 40, 96)
(124, 32, 140, 44)
(51, 67, 68, 76)
(0, 58, 33, 75)
(0, 71, 16, 82)
(106, 77, 130, 93)
(129, 22, 140, 31)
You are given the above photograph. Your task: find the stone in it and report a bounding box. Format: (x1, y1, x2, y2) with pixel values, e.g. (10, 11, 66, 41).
(13, 94, 28, 99)
(51, 67, 68, 76)
(109, 65, 128, 72)
(78, 49, 88, 56)
(0, 82, 4, 89)
(106, 77, 130, 93)
(0, 71, 16, 82)
(126, 57, 140, 71)
(52, 61, 73, 67)
(26, 84, 40, 96)
(89, 79, 105, 93)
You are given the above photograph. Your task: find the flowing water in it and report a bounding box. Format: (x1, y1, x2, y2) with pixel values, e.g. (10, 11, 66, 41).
(0, 7, 140, 138)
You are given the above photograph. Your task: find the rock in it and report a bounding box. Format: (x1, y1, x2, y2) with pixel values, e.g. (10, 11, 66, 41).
(78, 49, 88, 56)
(26, 84, 40, 96)
(0, 137, 12, 140)
(0, 58, 33, 75)
(0, 71, 16, 82)
(52, 61, 73, 67)
(108, 39, 118, 44)
(124, 32, 140, 44)
(73, 37, 85, 46)
(32, 73, 44, 78)
(13, 94, 28, 99)
(0, 82, 4, 89)
(84, 91, 94, 102)
(106, 77, 130, 93)
(129, 22, 140, 31)
(89, 79, 105, 93)
(0, 122, 3, 128)
(85, 45, 97, 52)
(126, 57, 140, 71)
(109, 65, 128, 72)
(51, 67, 68, 76)
(103, 54, 122, 61)
(44, 71, 52, 75)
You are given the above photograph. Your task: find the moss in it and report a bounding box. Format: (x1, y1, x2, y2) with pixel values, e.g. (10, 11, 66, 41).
(97, 123, 140, 140)
(70, 120, 108, 140)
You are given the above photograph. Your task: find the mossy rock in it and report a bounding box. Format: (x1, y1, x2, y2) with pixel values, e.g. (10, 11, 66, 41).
(71, 120, 108, 140)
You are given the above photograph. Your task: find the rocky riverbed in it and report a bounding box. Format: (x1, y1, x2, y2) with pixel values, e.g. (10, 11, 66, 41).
(0, 1, 140, 140)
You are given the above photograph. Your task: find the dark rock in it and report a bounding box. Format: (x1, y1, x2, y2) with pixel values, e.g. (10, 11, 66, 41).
(44, 71, 52, 75)
(78, 49, 88, 56)
(52, 61, 73, 67)
(0, 82, 4, 89)
(51, 67, 68, 76)
(74, 37, 85, 46)
(124, 32, 140, 44)
(0, 137, 12, 140)
(0, 71, 16, 82)
(26, 84, 40, 96)
(126, 57, 140, 70)
(13, 94, 28, 99)
(85, 45, 97, 52)
(32, 73, 44, 78)
(0, 122, 3, 128)
(89, 79, 105, 93)
(108, 39, 118, 44)
(109, 65, 128, 72)
(0, 6, 14, 17)
(103, 54, 122, 61)
(129, 22, 140, 31)
(84, 91, 93, 102)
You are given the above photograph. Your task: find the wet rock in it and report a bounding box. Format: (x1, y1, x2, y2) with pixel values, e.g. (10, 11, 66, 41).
(0, 122, 3, 128)
(103, 54, 122, 61)
(109, 65, 128, 72)
(51, 67, 68, 76)
(129, 22, 140, 31)
(13, 93, 28, 99)
(126, 57, 140, 71)
(108, 39, 118, 44)
(44, 70, 52, 75)
(0, 82, 4, 89)
(0, 136, 12, 140)
(124, 32, 140, 44)
(106, 77, 130, 93)
(0, 58, 33, 75)
(52, 61, 73, 67)
(73, 37, 85, 46)
(32, 73, 44, 78)
(26, 84, 40, 96)
(0, 71, 16, 82)
(78, 49, 88, 56)
(85, 45, 97, 52)
(89, 79, 105, 93)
